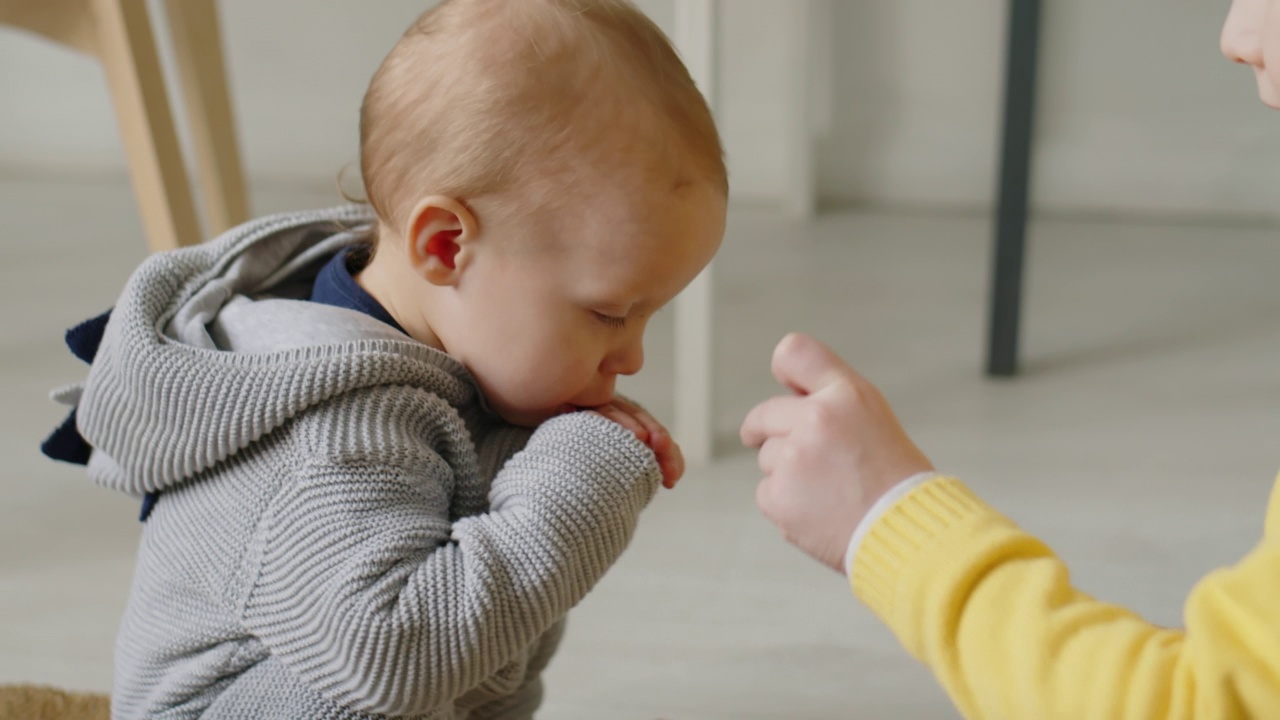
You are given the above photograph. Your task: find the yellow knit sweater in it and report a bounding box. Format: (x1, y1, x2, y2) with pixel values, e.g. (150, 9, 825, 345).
(852, 473, 1280, 719)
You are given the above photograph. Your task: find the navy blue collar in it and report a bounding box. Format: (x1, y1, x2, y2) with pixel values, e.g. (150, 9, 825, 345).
(310, 245, 407, 335)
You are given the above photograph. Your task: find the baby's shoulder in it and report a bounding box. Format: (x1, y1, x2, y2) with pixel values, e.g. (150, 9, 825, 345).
(288, 384, 475, 469)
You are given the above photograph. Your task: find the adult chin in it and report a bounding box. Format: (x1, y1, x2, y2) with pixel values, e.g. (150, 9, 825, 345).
(1256, 70, 1280, 108)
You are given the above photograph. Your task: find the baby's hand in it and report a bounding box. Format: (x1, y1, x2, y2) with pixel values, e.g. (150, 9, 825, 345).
(588, 398, 685, 489)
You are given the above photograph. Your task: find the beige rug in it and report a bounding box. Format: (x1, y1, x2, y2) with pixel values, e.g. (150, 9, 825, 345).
(0, 685, 679, 719)
(0, 685, 109, 720)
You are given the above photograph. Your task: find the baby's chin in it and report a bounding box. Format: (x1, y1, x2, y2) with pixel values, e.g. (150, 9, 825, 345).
(492, 402, 582, 428)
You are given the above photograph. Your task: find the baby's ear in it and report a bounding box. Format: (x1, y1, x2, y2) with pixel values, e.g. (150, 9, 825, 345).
(404, 196, 478, 286)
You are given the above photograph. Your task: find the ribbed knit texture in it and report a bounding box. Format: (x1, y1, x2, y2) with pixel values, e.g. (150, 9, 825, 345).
(850, 476, 987, 622)
(64, 207, 662, 719)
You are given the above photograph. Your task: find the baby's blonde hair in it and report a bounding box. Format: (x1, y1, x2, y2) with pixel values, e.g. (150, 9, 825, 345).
(359, 0, 726, 236)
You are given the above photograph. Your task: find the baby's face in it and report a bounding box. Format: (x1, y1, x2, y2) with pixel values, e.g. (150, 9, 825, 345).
(443, 179, 725, 428)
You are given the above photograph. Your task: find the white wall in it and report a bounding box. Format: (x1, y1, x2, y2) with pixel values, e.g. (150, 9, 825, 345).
(2, 0, 1279, 220)
(0, 0, 442, 186)
(726, 0, 1280, 220)
(812, 0, 1006, 211)
(1028, 0, 1280, 220)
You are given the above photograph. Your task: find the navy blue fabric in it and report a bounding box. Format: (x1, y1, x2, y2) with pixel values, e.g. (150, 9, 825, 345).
(139, 493, 159, 522)
(41, 408, 92, 465)
(41, 309, 111, 466)
(65, 310, 112, 363)
(309, 246, 406, 334)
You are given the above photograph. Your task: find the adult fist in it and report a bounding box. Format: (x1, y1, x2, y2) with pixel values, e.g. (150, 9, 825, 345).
(740, 333, 933, 573)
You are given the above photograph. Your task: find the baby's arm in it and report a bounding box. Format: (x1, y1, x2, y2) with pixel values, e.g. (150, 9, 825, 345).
(239, 386, 660, 717)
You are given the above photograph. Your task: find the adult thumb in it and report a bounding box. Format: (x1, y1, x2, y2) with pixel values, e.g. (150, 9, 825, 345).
(770, 332, 852, 396)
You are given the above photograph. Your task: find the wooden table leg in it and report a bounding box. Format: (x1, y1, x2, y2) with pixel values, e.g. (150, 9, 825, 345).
(165, 0, 249, 237)
(91, 0, 201, 251)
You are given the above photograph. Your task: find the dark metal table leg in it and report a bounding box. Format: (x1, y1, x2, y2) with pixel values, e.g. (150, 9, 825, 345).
(987, 0, 1042, 377)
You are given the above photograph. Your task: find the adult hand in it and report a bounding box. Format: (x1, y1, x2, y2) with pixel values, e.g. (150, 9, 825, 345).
(589, 397, 685, 489)
(740, 333, 933, 573)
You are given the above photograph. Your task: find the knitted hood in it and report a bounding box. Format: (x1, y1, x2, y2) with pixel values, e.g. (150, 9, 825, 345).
(47, 205, 476, 496)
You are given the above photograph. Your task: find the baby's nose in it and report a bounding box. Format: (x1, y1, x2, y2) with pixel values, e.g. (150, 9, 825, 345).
(602, 337, 645, 377)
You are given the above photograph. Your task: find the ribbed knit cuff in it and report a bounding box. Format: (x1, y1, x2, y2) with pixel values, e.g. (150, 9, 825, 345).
(533, 411, 658, 478)
(844, 471, 940, 576)
(491, 410, 661, 509)
(850, 477, 986, 623)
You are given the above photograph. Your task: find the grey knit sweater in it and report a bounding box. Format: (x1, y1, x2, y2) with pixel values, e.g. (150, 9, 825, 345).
(60, 206, 661, 719)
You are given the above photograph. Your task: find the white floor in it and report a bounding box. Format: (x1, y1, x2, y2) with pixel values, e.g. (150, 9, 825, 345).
(3, 177, 1279, 719)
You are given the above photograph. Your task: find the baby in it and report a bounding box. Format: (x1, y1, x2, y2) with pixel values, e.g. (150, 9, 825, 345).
(41, 0, 726, 718)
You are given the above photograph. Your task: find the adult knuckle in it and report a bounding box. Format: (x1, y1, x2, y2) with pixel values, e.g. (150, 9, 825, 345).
(810, 399, 838, 425)
(839, 377, 866, 403)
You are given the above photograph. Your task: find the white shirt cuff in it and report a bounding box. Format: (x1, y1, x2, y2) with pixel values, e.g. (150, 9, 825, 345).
(844, 471, 941, 576)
